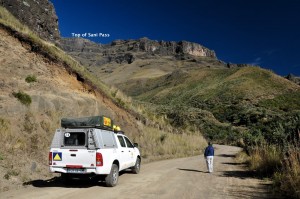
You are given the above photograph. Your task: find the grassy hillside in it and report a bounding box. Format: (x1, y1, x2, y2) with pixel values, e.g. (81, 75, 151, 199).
(0, 6, 206, 192)
(121, 66, 299, 145)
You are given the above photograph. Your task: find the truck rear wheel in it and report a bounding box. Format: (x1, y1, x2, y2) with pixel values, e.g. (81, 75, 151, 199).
(132, 157, 141, 174)
(105, 164, 119, 187)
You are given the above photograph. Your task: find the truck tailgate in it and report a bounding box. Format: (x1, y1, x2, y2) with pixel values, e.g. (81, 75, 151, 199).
(52, 149, 96, 168)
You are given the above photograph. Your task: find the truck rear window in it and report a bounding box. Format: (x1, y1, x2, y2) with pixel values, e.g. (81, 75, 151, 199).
(64, 132, 85, 146)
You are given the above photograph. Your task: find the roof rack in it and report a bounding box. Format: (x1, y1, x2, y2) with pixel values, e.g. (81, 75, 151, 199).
(61, 115, 114, 129)
(63, 126, 113, 131)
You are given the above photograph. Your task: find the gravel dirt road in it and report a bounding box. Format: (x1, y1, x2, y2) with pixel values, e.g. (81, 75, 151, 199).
(1, 145, 277, 199)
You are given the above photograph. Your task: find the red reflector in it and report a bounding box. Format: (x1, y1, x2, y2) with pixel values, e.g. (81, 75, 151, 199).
(96, 152, 103, 167)
(49, 152, 52, 165)
(66, 165, 83, 168)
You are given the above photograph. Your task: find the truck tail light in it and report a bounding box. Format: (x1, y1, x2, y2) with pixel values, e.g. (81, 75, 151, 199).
(96, 152, 103, 167)
(49, 152, 52, 165)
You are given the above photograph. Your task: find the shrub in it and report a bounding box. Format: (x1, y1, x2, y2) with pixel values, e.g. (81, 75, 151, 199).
(12, 91, 32, 106)
(25, 75, 37, 83)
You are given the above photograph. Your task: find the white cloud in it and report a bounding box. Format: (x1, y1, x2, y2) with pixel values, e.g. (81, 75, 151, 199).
(249, 57, 262, 66)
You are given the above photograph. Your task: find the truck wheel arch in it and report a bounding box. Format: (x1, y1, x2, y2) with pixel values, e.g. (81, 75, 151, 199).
(112, 160, 119, 170)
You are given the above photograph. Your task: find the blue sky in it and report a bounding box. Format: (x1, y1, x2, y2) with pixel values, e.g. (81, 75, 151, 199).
(51, 0, 300, 76)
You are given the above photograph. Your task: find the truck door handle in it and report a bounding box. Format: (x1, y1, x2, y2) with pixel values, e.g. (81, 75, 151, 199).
(121, 151, 124, 152)
(71, 154, 76, 157)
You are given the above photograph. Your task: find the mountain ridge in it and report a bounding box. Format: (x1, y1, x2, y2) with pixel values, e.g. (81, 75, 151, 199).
(59, 37, 218, 67)
(60, 37, 216, 56)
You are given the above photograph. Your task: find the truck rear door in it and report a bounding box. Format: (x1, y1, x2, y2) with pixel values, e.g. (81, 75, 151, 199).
(52, 130, 96, 173)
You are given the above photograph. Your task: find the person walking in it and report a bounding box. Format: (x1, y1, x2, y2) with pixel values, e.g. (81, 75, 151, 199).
(204, 142, 214, 173)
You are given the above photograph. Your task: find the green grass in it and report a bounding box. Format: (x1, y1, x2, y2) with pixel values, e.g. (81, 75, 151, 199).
(133, 66, 298, 108)
(129, 66, 300, 145)
(259, 92, 300, 112)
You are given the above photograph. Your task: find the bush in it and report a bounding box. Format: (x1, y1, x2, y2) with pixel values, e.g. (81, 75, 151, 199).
(12, 91, 32, 106)
(25, 75, 37, 83)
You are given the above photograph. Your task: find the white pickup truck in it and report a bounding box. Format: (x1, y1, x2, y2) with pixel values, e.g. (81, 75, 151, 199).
(49, 116, 141, 187)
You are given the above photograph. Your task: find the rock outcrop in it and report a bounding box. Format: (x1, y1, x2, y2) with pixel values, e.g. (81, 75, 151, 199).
(59, 37, 217, 66)
(59, 37, 103, 53)
(109, 37, 216, 58)
(285, 73, 300, 85)
(0, 0, 60, 42)
(226, 63, 256, 68)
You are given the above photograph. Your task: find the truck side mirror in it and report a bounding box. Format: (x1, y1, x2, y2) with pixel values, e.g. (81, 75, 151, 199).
(134, 143, 139, 148)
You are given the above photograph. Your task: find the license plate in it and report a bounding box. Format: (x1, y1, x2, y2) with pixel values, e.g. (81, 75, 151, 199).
(67, 168, 85, 173)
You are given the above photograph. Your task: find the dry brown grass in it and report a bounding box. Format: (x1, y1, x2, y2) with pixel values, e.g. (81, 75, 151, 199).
(245, 143, 300, 198)
(131, 124, 206, 162)
(0, 111, 61, 192)
(235, 150, 250, 164)
(248, 145, 282, 176)
(274, 145, 300, 198)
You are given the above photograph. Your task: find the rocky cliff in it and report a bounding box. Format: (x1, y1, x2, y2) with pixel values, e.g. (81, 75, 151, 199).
(60, 37, 103, 53)
(59, 37, 217, 66)
(0, 0, 60, 42)
(108, 37, 216, 58)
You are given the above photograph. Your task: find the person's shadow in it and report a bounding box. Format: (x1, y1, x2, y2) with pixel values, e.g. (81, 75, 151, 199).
(177, 168, 207, 173)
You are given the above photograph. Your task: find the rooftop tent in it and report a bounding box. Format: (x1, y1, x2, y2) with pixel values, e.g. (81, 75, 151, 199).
(61, 116, 113, 129)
